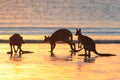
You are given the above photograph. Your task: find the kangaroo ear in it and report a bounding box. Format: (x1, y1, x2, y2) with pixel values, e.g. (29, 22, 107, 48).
(76, 29, 78, 31)
(79, 28, 81, 31)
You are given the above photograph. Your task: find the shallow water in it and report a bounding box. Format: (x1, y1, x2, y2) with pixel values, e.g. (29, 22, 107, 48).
(0, 27, 120, 36)
(0, 43, 120, 80)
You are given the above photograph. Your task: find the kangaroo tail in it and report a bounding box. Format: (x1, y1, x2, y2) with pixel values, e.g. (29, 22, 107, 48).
(94, 50, 116, 56)
(72, 47, 83, 52)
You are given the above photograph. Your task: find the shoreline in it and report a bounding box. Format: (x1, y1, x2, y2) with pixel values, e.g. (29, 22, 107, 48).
(0, 39, 120, 44)
(0, 35, 120, 44)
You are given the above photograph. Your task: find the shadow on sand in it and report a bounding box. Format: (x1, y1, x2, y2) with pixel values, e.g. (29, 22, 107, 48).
(7, 51, 33, 54)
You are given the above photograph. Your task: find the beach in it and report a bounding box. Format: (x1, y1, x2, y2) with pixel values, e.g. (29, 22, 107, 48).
(0, 28, 119, 80)
(0, 37, 120, 80)
(0, 0, 119, 80)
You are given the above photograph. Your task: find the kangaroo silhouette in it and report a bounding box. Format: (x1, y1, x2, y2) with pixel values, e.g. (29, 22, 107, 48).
(75, 29, 116, 58)
(9, 33, 25, 57)
(44, 29, 76, 56)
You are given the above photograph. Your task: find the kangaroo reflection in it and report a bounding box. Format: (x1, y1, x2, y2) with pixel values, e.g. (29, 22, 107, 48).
(49, 51, 78, 61)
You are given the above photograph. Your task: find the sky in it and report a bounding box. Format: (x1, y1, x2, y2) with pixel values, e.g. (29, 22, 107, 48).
(0, 0, 119, 27)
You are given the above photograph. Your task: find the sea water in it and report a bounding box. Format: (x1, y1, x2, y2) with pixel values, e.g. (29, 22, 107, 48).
(0, 27, 119, 36)
(0, 27, 120, 44)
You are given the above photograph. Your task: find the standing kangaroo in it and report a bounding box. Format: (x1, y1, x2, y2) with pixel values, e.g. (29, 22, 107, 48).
(9, 33, 25, 57)
(43, 29, 76, 56)
(75, 29, 116, 59)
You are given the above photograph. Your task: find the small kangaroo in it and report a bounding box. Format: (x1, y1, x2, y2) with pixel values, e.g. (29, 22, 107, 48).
(75, 29, 116, 59)
(9, 33, 25, 57)
(43, 29, 76, 56)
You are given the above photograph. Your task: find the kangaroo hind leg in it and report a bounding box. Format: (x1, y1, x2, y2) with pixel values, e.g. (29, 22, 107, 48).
(50, 43, 56, 57)
(88, 50, 91, 58)
(66, 40, 76, 52)
(50, 43, 56, 52)
(10, 45, 13, 57)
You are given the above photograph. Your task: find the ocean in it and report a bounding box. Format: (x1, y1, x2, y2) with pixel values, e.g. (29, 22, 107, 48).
(0, 27, 120, 44)
(0, 27, 120, 36)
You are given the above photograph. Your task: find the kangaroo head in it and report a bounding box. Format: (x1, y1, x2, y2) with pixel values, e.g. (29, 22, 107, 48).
(75, 28, 81, 35)
(43, 36, 50, 42)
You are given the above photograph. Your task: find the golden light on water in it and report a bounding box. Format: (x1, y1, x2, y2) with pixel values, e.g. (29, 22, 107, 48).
(0, 42, 119, 80)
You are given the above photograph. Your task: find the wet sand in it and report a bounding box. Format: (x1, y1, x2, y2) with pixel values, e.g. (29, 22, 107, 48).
(0, 43, 120, 80)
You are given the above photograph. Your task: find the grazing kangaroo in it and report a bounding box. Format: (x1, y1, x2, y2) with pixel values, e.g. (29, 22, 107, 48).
(75, 29, 116, 59)
(43, 29, 76, 56)
(9, 33, 25, 57)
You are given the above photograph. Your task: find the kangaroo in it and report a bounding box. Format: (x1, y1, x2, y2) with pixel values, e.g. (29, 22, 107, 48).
(9, 33, 25, 57)
(75, 29, 116, 59)
(43, 29, 76, 56)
